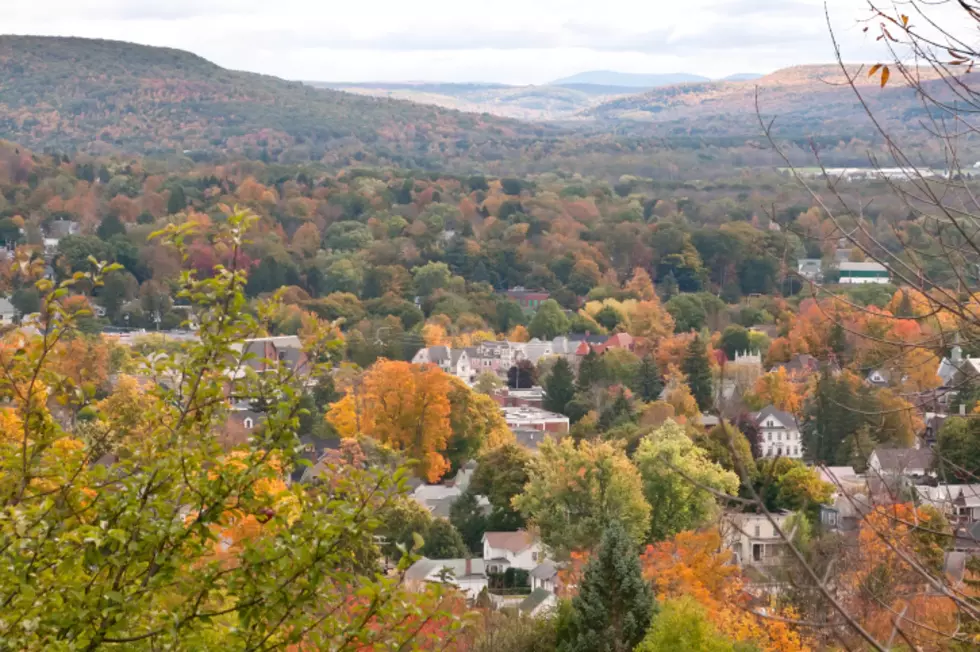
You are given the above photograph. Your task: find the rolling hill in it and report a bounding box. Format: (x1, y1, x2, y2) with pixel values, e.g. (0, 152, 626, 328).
(551, 71, 710, 87)
(0, 36, 552, 167)
(587, 64, 957, 140)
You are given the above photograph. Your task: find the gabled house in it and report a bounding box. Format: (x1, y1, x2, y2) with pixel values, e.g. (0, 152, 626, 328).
(530, 560, 560, 594)
(769, 354, 822, 378)
(405, 558, 488, 599)
(411, 346, 473, 382)
(0, 297, 15, 324)
(234, 335, 309, 378)
(753, 406, 803, 459)
(868, 447, 934, 479)
(917, 484, 980, 524)
(723, 511, 795, 567)
(482, 531, 544, 573)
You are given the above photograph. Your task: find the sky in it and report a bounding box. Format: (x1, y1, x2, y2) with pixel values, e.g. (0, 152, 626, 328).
(6, 0, 897, 84)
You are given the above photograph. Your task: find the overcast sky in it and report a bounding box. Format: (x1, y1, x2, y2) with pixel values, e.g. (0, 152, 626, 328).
(7, 0, 894, 84)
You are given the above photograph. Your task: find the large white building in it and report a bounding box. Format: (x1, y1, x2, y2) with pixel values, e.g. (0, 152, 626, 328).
(754, 406, 804, 459)
(838, 261, 890, 284)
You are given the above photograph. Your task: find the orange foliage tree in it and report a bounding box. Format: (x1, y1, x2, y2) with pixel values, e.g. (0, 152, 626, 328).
(641, 529, 810, 652)
(327, 360, 455, 481)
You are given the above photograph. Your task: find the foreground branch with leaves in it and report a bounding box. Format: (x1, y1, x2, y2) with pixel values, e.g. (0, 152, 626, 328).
(0, 207, 469, 650)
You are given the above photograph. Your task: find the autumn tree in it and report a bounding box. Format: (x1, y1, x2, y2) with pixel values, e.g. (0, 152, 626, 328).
(514, 438, 651, 554)
(528, 299, 570, 339)
(633, 420, 739, 542)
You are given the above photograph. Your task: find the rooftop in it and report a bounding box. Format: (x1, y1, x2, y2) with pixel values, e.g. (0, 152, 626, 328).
(839, 261, 888, 272)
(483, 530, 537, 553)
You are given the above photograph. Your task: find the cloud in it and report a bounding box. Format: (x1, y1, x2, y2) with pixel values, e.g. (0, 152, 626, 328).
(2, 0, 891, 83)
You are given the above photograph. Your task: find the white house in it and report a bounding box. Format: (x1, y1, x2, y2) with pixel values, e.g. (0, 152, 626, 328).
(917, 484, 980, 524)
(530, 560, 560, 593)
(411, 346, 473, 382)
(482, 531, 545, 573)
(868, 447, 934, 479)
(754, 406, 803, 459)
(405, 558, 488, 599)
(722, 511, 795, 567)
(0, 297, 15, 324)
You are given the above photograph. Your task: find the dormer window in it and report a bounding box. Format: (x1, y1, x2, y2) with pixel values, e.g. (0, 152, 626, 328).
(243, 418, 254, 430)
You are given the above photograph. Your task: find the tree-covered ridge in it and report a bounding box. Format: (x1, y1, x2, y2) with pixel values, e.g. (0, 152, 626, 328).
(0, 36, 550, 167)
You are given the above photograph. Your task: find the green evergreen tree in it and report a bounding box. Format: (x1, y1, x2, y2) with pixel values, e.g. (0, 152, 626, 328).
(449, 490, 488, 553)
(96, 213, 126, 241)
(421, 519, 469, 560)
(545, 357, 577, 415)
(598, 390, 635, 431)
(660, 271, 679, 300)
(633, 354, 664, 402)
(577, 349, 605, 392)
(166, 184, 187, 214)
(681, 336, 713, 412)
(558, 521, 654, 652)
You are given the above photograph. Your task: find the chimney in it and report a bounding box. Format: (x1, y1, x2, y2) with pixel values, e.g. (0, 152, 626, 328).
(952, 345, 963, 363)
(465, 557, 472, 576)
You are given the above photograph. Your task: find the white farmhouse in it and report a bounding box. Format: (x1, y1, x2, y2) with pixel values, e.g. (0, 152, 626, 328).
(753, 406, 804, 459)
(482, 530, 545, 573)
(722, 511, 795, 567)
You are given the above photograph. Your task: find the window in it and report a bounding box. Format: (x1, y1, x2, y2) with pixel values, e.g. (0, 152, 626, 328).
(277, 351, 287, 362)
(532, 552, 538, 562)
(243, 418, 254, 430)
(767, 433, 773, 441)
(777, 433, 782, 441)
(767, 419, 774, 427)
(754, 525, 760, 538)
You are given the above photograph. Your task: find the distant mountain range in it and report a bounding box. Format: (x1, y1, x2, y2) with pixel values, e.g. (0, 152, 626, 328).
(549, 71, 710, 87)
(314, 71, 767, 121)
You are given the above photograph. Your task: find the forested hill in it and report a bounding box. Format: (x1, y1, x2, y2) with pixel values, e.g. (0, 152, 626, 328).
(0, 36, 551, 167)
(588, 64, 957, 141)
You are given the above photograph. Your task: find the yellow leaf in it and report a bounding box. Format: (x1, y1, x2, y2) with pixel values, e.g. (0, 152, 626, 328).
(868, 64, 882, 77)
(880, 65, 890, 87)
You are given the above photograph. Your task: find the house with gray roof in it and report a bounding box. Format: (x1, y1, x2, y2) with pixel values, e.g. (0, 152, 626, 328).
(753, 405, 803, 459)
(519, 588, 558, 617)
(868, 446, 934, 479)
(411, 345, 473, 381)
(530, 560, 560, 594)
